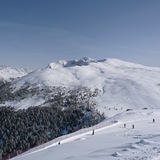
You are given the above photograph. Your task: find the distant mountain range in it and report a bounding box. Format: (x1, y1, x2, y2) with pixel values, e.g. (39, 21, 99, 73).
(0, 65, 31, 82)
(1, 57, 160, 116)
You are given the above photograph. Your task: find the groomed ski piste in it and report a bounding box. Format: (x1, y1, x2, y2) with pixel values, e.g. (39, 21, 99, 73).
(12, 109, 160, 160)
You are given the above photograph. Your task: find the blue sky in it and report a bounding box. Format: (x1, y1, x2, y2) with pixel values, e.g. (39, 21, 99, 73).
(0, 0, 160, 69)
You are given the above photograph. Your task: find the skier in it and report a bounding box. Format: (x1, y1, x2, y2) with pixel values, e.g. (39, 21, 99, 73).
(124, 124, 126, 128)
(153, 118, 155, 123)
(132, 124, 134, 129)
(92, 130, 94, 135)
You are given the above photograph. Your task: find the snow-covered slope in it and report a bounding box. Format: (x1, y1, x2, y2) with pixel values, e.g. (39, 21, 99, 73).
(1, 57, 160, 114)
(0, 65, 31, 82)
(12, 110, 160, 160)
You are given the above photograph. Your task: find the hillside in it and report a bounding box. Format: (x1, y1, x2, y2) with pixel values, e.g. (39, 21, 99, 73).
(12, 109, 160, 160)
(1, 58, 160, 116)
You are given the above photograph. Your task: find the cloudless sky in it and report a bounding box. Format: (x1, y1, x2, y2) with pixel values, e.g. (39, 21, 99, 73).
(0, 0, 160, 69)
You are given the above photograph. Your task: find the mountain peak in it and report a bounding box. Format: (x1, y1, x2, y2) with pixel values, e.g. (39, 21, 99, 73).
(47, 57, 107, 69)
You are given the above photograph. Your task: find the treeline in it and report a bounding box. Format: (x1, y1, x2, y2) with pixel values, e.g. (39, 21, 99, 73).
(0, 81, 99, 105)
(0, 104, 105, 159)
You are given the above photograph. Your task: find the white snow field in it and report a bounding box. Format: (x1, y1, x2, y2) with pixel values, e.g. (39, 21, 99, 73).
(4, 58, 160, 160)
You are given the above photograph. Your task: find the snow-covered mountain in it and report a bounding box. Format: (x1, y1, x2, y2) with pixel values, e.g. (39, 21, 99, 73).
(0, 65, 31, 82)
(1, 57, 160, 115)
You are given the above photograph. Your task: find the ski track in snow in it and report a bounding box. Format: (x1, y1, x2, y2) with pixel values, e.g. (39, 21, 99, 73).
(11, 110, 160, 160)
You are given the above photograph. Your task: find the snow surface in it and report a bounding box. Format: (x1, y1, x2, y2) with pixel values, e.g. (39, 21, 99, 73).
(12, 110, 160, 160)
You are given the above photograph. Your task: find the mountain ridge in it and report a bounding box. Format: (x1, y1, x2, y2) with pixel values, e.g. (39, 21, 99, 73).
(47, 57, 107, 69)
